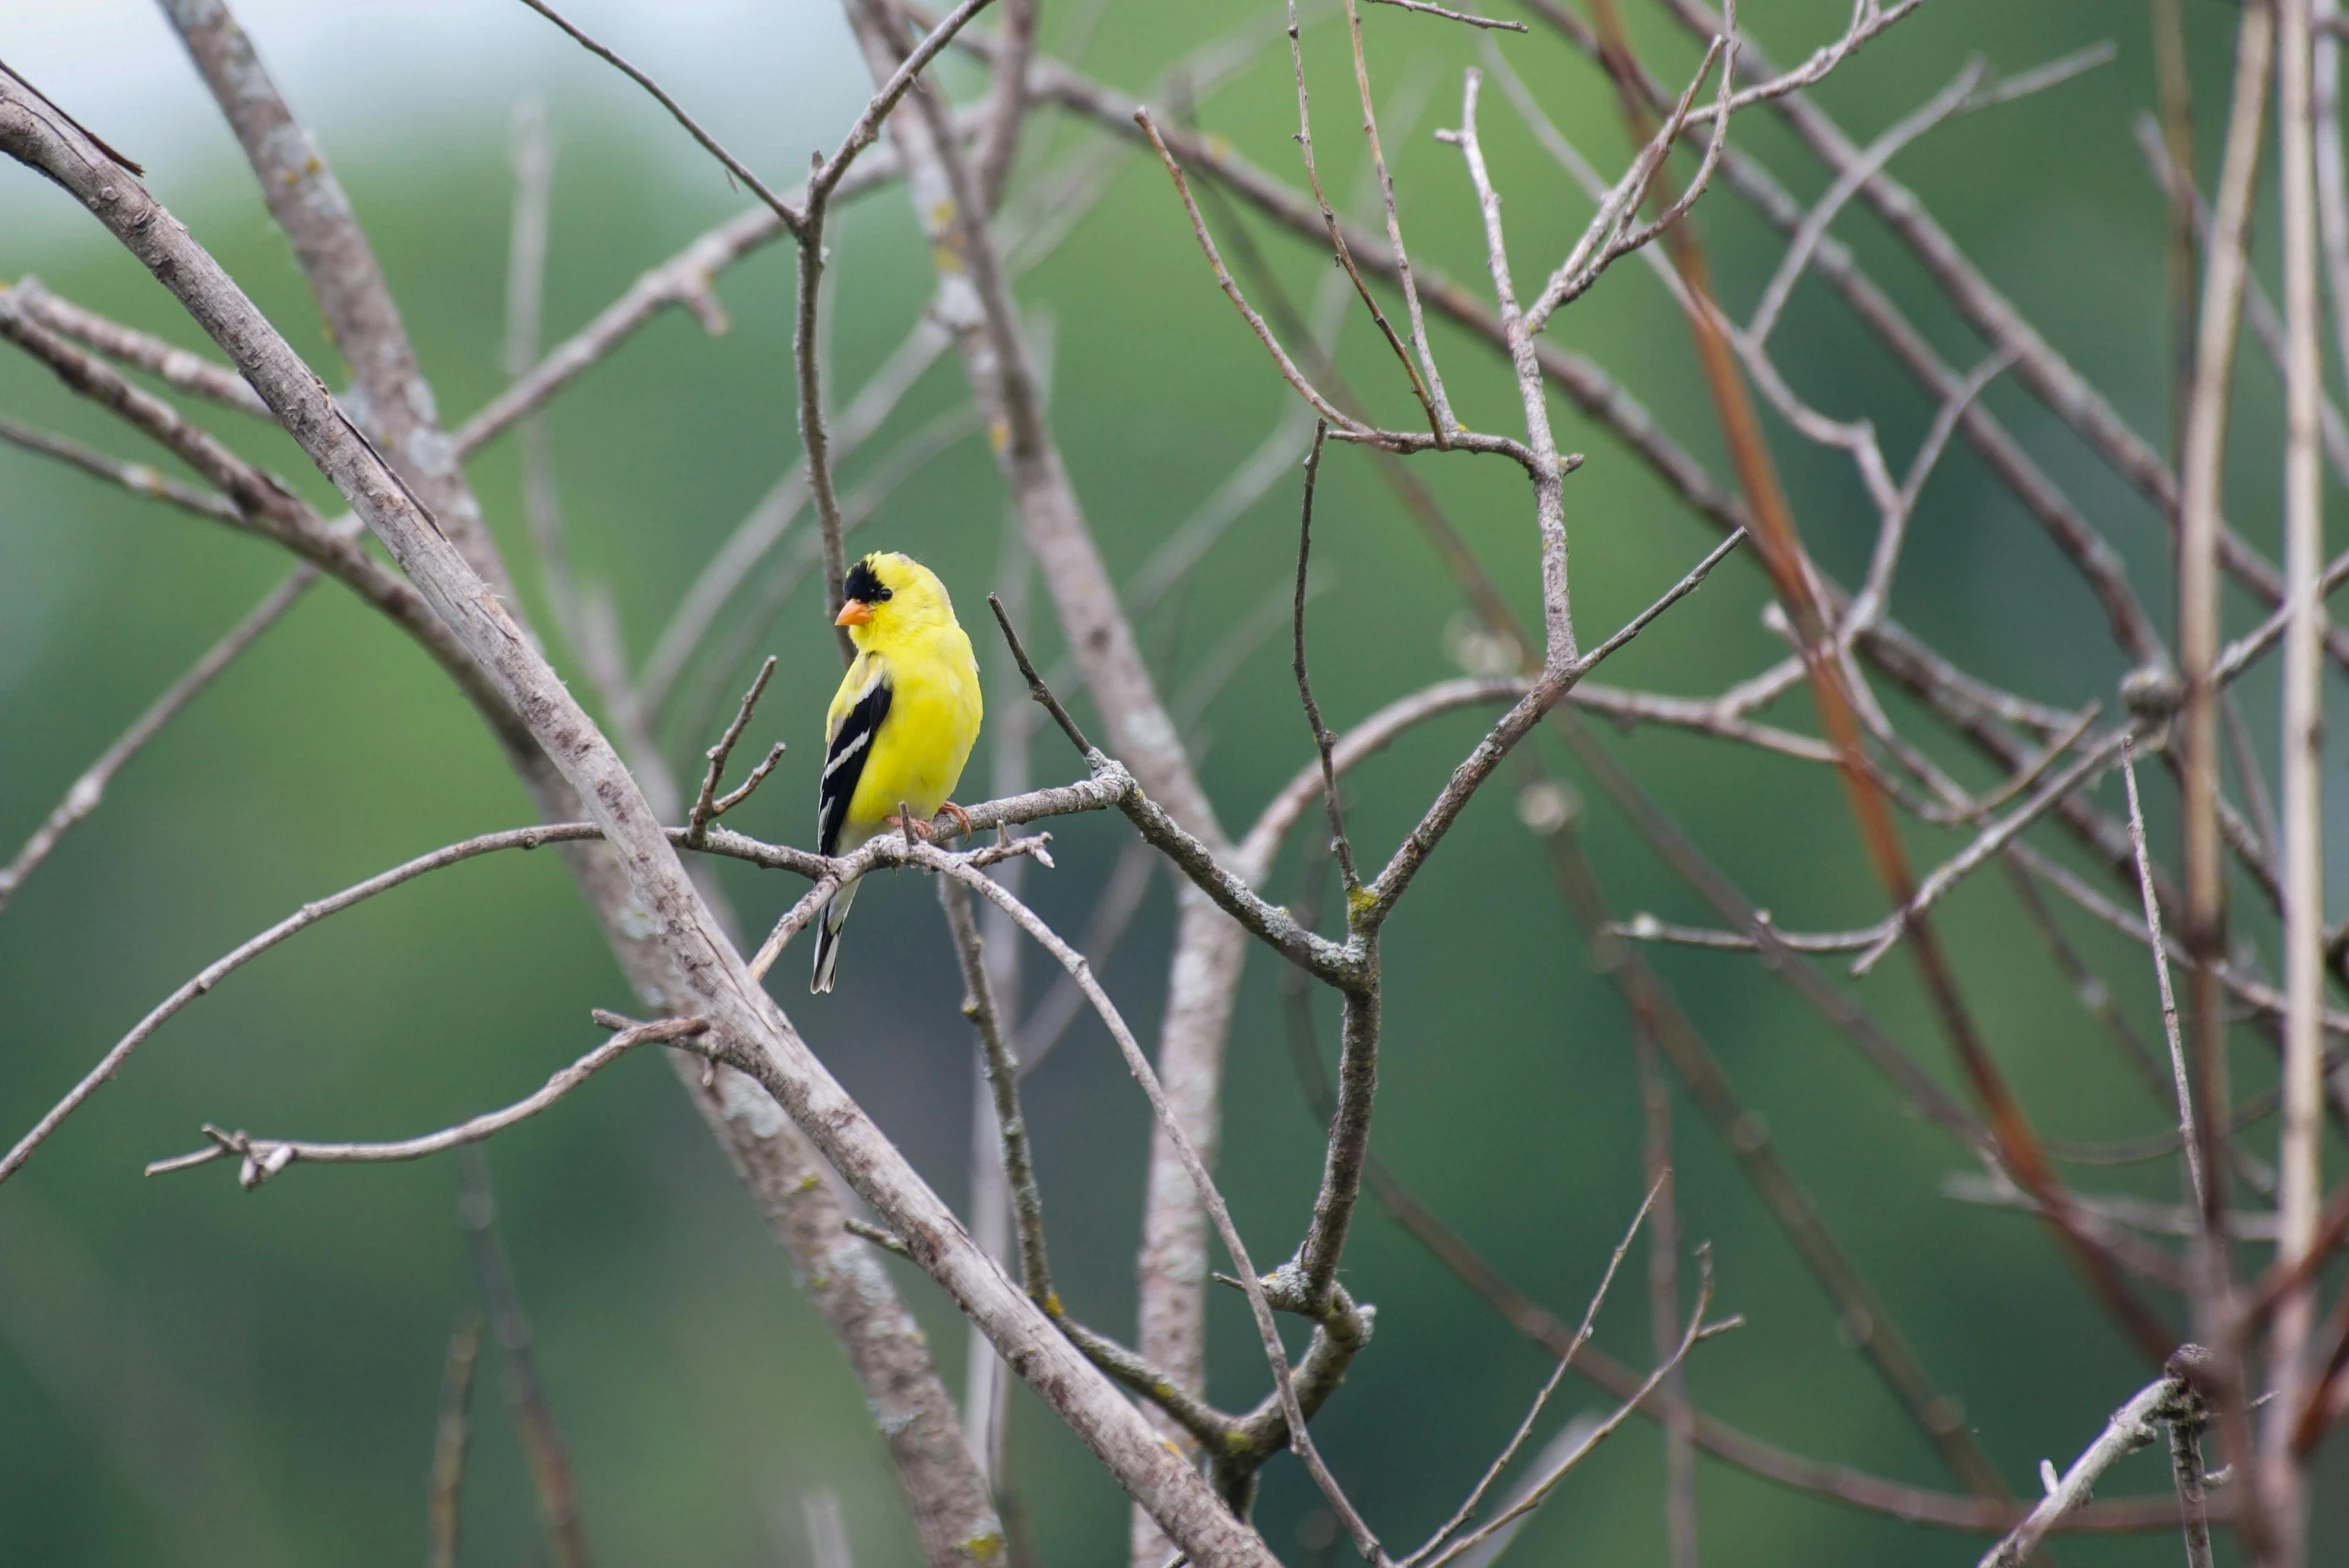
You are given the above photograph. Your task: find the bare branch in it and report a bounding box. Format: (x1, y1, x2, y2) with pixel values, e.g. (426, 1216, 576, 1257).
(1242, 677, 1529, 879)
(1339, 0, 1458, 432)
(7, 277, 269, 417)
(1745, 57, 1984, 349)
(1135, 108, 1371, 436)
(2172, 25, 2273, 1494)
(972, 0, 1035, 209)
(1289, 422, 1360, 892)
(0, 413, 239, 523)
(2271, 2, 2332, 1530)
(1430, 1261, 1732, 1567)
(458, 1152, 594, 1568)
(1405, 1179, 1662, 1566)
(162, 0, 500, 576)
(2122, 742, 2206, 1217)
(1447, 67, 1576, 659)
(0, 566, 314, 916)
(147, 1016, 712, 1187)
(1360, 533, 1746, 927)
(687, 656, 779, 841)
(1978, 1371, 2189, 1568)
(1363, 0, 1525, 31)
(939, 877, 1055, 1309)
(1848, 725, 2140, 975)
(638, 317, 950, 710)
(513, 0, 806, 235)
(1, 822, 582, 1188)
(1535, 802, 2017, 1499)
(0, 762, 1122, 1194)
(426, 1315, 482, 1568)
(921, 850, 1383, 1565)
(1286, 0, 1442, 437)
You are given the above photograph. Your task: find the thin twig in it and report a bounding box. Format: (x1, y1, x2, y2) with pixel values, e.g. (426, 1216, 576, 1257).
(971, 0, 1034, 210)
(146, 1017, 712, 1187)
(688, 656, 778, 840)
(1286, 0, 1443, 435)
(1586, 0, 2177, 1368)
(1537, 797, 2017, 1500)
(0, 565, 315, 916)
(1341, 0, 1457, 432)
(1447, 66, 1576, 659)
(925, 848, 1387, 1563)
(1404, 1180, 1663, 1565)
(504, 97, 585, 658)
(458, 1151, 594, 1568)
(2167, 1366, 2216, 1568)
(1429, 1262, 1731, 1568)
(1289, 422, 1360, 894)
(513, 0, 805, 235)
(939, 876, 1055, 1309)
(1135, 109, 1369, 436)
(426, 1314, 483, 1568)
(7, 773, 1118, 1191)
(7, 277, 270, 416)
(0, 413, 240, 523)
(1363, 0, 1525, 31)
(1977, 1373, 2186, 1568)
(2122, 741, 2206, 1217)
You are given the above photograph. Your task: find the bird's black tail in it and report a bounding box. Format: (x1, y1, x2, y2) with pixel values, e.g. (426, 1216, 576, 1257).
(809, 877, 861, 994)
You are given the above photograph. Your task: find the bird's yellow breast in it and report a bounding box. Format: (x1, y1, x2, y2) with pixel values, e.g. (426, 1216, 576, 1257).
(839, 628, 982, 835)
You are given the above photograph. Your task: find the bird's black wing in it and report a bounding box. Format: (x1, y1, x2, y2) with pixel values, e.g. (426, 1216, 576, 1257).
(818, 665, 892, 857)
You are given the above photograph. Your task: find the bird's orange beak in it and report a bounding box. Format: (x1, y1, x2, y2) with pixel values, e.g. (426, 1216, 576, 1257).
(835, 599, 874, 627)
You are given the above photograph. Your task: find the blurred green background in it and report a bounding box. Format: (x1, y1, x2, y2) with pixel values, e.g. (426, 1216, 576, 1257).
(2, 0, 2343, 1563)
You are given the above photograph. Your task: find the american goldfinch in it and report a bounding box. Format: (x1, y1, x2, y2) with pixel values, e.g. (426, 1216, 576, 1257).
(811, 551, 984, 993)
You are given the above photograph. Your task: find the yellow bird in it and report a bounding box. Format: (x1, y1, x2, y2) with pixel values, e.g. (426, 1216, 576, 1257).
(811, 551, 984, 993)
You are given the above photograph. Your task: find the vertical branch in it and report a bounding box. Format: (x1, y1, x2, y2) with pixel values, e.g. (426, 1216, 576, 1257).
(1446, 69, 1576, 661)
(2122, 744, 2207, 1216)
(505, 98, 585, 657)
(965, 517, 1035, 1484)
(2152, 0, 2198, 456)
(1286, 0, 1442, 436)
(1290, 421, 1360, 893)
(973, 0, 1037, 210)
(1633, 1028, 1697, 1568)
(2166, 1356, 2216, 1568)
(458, 1153, 594, 1568)
(426, 1315, 483, 1568)
(941, 875, 1056, 1308)
(2318, 0, 2349, 397)
(2172, 4, 2274, 1546)
(1339, 0, 1458, 434)
(797, 209, 856, 666)
(2269, 4, 2328, 1556)
(2177, 0, 2272, 1243)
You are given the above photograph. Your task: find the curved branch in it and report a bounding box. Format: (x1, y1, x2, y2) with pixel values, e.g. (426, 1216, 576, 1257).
(147, 1016, 712, 1187)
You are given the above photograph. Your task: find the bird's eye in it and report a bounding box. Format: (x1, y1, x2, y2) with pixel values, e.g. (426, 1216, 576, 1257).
(874, 586, 894, 602)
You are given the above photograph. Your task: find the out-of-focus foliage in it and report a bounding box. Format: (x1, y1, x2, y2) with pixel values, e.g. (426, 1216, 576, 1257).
(2, 2, 2343, 1564)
